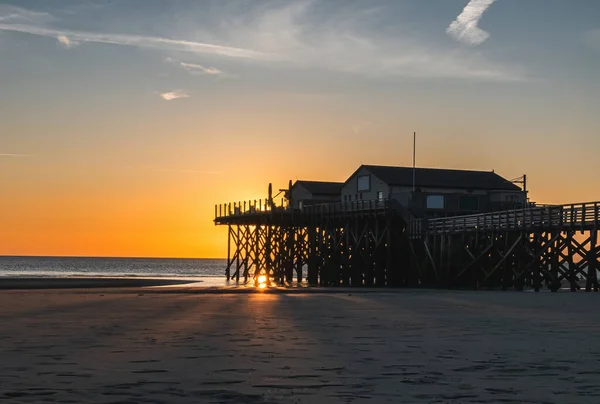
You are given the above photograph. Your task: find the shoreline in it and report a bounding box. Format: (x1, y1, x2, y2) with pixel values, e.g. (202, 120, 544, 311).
(0, 276, 592, 294)
(0, 277, 198, 290)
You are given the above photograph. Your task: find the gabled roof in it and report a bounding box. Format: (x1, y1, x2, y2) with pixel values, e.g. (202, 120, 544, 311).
(293, 180, 344, 196)
(357, 165, 521, 191)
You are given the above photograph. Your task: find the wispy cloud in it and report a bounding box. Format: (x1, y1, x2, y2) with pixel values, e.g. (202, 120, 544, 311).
(180, 62, 223, 75)
(0, 153, 31, 157)
(166, 57, 224, 76)
(0, 5, 53, 24)
(1, 2, 523, 82)
(447, 0, 497, 46)
(215, 0, 522, 81)
(57, 34, 76, 48)
(0, 22, 266, 59)
(158, 90, 190, 101)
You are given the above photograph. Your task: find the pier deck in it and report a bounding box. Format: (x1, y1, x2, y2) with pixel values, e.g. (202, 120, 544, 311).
(214, 199, 600, 292)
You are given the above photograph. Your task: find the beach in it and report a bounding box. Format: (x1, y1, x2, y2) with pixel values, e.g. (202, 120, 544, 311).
(1, 282, 599, 403)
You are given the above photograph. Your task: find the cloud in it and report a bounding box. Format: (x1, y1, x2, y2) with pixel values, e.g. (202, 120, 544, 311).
(206, 0, 522, 81)
(447, 0, 497, 46)
(166, 57, 224, 76)
(0, 5, 54, 24)
(1, 2, 523, 82)
(159, 90, 190, 101)
(0, 23, 267, 59)
(0, 153, 31, 157)
(57, 34, 76, 48)
(180, 62, 223, 75)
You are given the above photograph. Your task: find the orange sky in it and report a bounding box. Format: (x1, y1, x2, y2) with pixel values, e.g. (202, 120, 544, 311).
(2, 117, 599, 259)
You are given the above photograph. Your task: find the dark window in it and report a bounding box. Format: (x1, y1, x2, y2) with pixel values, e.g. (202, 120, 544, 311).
(426, 195, 445, 209)
(377, 191, 384, 201)
(357, 175, 370, 191)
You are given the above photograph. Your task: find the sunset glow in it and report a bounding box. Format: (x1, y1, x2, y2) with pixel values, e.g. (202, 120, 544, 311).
(1, 1, 599, 258)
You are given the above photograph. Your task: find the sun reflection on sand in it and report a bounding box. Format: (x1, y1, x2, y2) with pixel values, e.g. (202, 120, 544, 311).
(257, 275, 268, 290)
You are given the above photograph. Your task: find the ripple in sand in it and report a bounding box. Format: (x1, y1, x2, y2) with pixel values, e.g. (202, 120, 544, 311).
(190, 389, 264, 403)
(131, 369, 168, 374)
(252, 383, 345, 390)
(4, 390, 57, 398)
(213, 368, 256, 374)
(200, 380, 245, 385)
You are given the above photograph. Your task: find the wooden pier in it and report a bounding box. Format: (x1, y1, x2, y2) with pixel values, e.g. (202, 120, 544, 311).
(215, 198, 600, 291)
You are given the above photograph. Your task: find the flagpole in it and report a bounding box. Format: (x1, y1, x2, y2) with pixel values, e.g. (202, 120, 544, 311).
(412, 132, 416, 192)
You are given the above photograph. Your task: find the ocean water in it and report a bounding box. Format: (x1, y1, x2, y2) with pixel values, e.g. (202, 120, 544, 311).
(0, 256, 227, 279)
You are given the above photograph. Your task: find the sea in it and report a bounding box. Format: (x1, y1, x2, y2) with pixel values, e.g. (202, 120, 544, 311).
(0, 256, 228, 286)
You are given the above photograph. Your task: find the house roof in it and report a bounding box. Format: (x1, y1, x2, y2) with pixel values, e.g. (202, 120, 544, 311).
(294, 180, 344, 196)
(358, 165, 521, 191)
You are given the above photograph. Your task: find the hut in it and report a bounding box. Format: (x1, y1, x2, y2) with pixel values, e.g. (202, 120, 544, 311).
(341, 165, 526, 218)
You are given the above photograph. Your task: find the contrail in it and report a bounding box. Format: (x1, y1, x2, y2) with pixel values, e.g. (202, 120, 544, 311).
(447, 0, 497, 46)
(0, 22, 267, 59)
(0, 153, 30, 157)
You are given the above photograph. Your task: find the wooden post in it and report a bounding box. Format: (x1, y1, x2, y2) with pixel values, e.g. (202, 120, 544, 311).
(586, 230, 597, 292)
(286, 226, 294, 283)
(386, 219, 393, 286)
(533, 232, 542, 292)
(307, 226, 318, 285)
(225, 225, 232, 280)
(566, 231, 578, 292)
(550, 232, 560, 292)
(296, 228, 304, 283)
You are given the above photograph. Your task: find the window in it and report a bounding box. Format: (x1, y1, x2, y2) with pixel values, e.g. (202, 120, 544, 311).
(426, 195, 445, 209)
(459, 195, 479, 212)
(357, 175, 370, 191)
(377, 191, 384, 201)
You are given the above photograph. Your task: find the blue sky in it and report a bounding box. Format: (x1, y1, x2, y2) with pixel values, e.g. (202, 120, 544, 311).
(2, 0, 599, 84)
(1, 0, 599, 256)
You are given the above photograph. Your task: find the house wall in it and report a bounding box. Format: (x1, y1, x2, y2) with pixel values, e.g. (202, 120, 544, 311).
(409, 192, 492, 217)
(290, 184, 341, 210)
(489, 191, 527, 203)
(341, 166, 526, 216)
(341, 167, 390, 203)
(290, 184, 313, 209)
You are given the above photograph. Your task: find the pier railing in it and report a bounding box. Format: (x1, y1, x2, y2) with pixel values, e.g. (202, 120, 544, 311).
(409, 201, 600, 237)
(214, 198, 391, 222)
(215, 198, 289, 220)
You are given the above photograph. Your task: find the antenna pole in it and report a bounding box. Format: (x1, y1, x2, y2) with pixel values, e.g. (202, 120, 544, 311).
(412, 132, 416, 191)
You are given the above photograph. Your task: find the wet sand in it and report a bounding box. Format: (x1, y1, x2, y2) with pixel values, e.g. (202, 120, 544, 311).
(1, 287, 599, 403)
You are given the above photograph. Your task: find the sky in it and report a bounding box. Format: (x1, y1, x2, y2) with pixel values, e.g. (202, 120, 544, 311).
(1, 0, 599, 258)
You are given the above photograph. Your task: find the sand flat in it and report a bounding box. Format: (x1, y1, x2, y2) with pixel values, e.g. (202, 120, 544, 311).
(1, 289, 599, 403)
